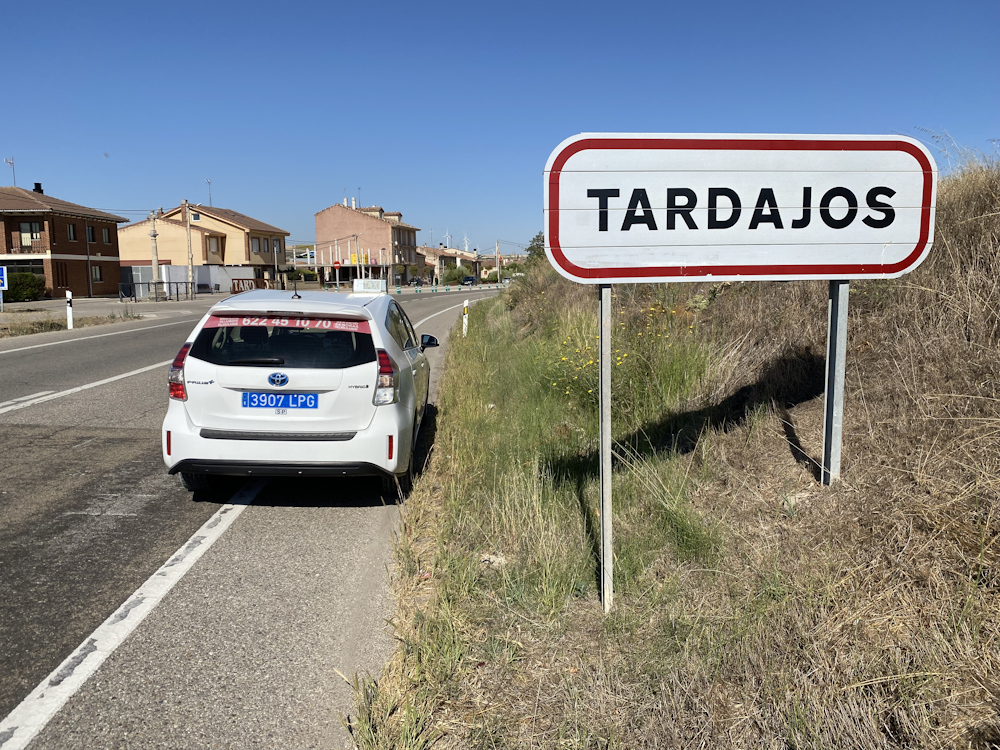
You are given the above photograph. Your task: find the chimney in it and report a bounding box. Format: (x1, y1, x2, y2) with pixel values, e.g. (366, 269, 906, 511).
(33, 182, 43, 194)
(343, 197, 348, 207)
(351, 197, 356, 209)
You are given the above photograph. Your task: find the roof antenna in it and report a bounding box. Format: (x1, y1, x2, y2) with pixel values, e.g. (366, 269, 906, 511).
(291, 281, 301, 299)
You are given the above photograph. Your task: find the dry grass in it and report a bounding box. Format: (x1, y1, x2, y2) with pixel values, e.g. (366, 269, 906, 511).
(346, 157, 1000, 749)
(0, 306, 142, 338)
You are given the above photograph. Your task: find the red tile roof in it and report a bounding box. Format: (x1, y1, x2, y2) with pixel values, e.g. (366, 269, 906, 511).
(0, 187, 128, 222)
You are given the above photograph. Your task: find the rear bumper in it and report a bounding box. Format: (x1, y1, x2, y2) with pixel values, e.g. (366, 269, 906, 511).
(168, 459, 390, 478)
(162, 399, 413, 477)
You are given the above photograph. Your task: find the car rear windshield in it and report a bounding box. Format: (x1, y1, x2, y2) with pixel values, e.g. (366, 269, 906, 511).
(189, 315, 376, 369)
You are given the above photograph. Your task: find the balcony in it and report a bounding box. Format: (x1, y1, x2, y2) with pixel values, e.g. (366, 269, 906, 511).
(6, 237, 45, 254)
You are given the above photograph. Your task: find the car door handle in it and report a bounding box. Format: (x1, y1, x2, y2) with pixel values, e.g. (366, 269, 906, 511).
(412, 369, 417, 376)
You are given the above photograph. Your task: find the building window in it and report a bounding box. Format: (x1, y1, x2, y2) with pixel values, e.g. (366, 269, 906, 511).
(102, 227, 110, 243)
(272, 238, 281, 255)
(54, 261, 69, 287)
(252, 237, 260, 253)
(67, 223, 77, 241)
(87, 226, 95, 243)
(192, 213, 200, 221)
(18, 222, 41, 249)
(208, 237, 220, 255)
(91, 265, 103, 282)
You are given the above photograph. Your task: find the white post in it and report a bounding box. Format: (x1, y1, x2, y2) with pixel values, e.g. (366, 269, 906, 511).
(462, 299, 469, 337)
(822, 280, 850, 485)
(599, 284, 613, 612)
(66, 290, 74, 330)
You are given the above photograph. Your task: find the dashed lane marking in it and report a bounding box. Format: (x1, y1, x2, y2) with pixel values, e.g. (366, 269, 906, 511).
(0, 392, 54, 409)
(0, 361, 172, 415)
(0, 479, 266, 750)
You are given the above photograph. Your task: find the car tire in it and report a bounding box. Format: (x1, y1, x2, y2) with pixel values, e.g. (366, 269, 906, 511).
(179, 472, 211, 492)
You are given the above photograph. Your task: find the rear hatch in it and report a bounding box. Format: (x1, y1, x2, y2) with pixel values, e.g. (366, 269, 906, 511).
(183, 314, 379, 434)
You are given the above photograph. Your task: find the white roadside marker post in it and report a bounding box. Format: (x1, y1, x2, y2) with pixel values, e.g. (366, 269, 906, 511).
(66, 290, 73, 330)
(599, 284, 613, 612)
(822, 280, 850, 484)
(462, 299, 469, 337)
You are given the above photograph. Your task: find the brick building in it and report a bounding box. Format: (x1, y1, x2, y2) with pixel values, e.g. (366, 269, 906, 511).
(314, 199, 420, 282)
(0, 184, 127, 297)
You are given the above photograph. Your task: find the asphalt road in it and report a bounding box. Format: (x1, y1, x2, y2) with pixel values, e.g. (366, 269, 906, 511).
(0, 288, 496, 750)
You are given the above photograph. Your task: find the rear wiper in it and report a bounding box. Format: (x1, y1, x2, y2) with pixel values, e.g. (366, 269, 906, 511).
(228, 357, 285, 365)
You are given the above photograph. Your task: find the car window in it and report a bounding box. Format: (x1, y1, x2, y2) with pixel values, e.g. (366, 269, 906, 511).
(385, 303, 414, 350)
(399, 307, 418, 350)
(189, 317, 376, 369)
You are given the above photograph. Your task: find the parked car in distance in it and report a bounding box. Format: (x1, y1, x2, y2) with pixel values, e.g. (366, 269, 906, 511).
(162, 289, 439, 496)
(460, 276, 477, 287)
(408, 277, 423, 286)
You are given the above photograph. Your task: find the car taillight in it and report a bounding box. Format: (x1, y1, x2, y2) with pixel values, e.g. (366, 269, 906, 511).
(168, 343, 192, 401)
(373, 349, 398, 405)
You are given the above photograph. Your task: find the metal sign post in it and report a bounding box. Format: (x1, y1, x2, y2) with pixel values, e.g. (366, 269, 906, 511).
(822, 280, 850, 484)
(0, 265, 7, 312)
(334, 260, 341, 290)
(599, 284, 613, 612)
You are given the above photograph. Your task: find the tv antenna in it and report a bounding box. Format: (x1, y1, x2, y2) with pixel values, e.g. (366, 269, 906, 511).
(4, 158, 14, 187)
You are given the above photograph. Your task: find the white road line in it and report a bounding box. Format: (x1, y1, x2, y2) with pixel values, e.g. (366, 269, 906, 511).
(0, 318, 199, 356)
(0, 392, 54, 409)
(0, 480, 266, 750)
(0, 361, 171, 415)
(413, 300, 471, 329)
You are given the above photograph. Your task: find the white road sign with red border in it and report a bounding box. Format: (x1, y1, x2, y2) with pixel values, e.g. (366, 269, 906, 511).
(544, 133, 937, 283)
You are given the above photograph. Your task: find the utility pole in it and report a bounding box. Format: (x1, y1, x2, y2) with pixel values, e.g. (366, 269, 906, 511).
(184, 199, 195, 297)
(206, 179, 212, 207)
(149, 211, 160, 299)
(496, 240, 500, 283)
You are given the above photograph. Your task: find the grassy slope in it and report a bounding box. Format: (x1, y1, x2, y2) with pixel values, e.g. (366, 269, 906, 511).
(345, 161, 999, 749)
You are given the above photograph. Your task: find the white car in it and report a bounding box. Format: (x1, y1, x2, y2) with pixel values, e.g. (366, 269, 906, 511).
(162, 289, 437, 495)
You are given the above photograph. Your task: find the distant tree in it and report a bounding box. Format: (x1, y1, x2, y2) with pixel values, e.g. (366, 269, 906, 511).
(526, 231, 545, 261)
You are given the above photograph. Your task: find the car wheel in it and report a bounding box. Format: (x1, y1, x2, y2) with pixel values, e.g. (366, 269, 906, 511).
(179, 472, 211, 492)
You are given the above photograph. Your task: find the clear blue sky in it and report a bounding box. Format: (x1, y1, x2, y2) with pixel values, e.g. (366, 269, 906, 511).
(3, 0, 996, 251)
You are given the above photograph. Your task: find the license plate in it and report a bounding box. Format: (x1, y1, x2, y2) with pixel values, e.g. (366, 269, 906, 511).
(242, 392, 318, 409)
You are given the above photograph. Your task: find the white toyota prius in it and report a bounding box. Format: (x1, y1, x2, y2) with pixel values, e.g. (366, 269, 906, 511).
(162, 289, 437, 494)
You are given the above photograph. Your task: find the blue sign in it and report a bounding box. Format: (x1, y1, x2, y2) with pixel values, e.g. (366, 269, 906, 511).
(0, 266, 6, 291)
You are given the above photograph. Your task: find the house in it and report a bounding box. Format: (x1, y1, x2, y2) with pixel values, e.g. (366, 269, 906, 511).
(118, 204, 290, 287)
(0, 183, 128, 298)
(418, 244, 481, 283)
(314, 199, 420, 283)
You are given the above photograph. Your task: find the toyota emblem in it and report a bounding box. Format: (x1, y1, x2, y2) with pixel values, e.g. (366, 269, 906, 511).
(268, 372, 289, 387)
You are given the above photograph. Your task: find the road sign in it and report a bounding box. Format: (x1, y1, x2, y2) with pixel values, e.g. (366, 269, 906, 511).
(333, 261, 341, 270)
(544, 132, 939, 614)
(545, 133, 937, 284)
(0, 266, 6, 291)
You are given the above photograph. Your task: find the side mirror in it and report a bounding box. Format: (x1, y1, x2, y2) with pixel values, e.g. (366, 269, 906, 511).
(420, 334, 439, 351)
